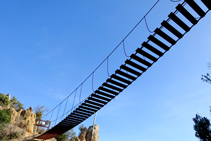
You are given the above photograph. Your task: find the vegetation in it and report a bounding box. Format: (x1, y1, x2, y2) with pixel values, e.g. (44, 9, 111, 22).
(0, 124, 25, 141)
(35, 105, 48, 121)
(0, 110, 11, 131)
(193, 114, 211, 141)
(55, 133, 69, 141)
(0, 93, 10, 107)
(0, 110, 21, 141)
(10, 96, 24, 110)
(78, 124, 87, 136)
(79, 124, 85, 131)
(201, 63, 211, 84)
(192, 64, 211, 140)
(0, 110, 11, 124)
(55, 129, 76, 141)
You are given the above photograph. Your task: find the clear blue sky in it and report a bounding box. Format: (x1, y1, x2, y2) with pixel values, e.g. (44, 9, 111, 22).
(1, 0, 211, 141)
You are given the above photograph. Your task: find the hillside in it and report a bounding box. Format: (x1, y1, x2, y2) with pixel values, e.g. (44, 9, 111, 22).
(0, 93, 99, 141)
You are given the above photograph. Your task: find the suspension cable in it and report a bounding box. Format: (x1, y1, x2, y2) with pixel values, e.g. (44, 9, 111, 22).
(92, 73, 95, 92)
(62, 96, 69, 119)
(170, 0, 181, 2)
(79, 84, 83, 103)
(72, 89, 77, 110)
(123, 40, 130, 57)
(144, 17, 154, 33)
(55, 104, 61, 125)
(42, 0, 160, 120)
(107, 57, 110, 77)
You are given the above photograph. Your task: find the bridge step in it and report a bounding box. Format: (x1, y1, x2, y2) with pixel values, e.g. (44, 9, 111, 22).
(120, 65, 141, 76)
(169, 12, 190, 32)
(125, 60, 146, 72)
(99, 86, 119, 95)
(161, 20, 183, 39)
(176, 4, 198, 25)
(154, 28, 176, 45)
(148, 35, 170, 51)
(102, 82, 124, 91)
(202, 0, 211, 9)
(142, 42, 163, 56)
(111, 74, 132, 85)
(131, 54, 152, 67)
(186, 0, 206, 17)
(95, 90, 116, 98)
(115, 70, 136, 81)
(79, 105, 98, 112)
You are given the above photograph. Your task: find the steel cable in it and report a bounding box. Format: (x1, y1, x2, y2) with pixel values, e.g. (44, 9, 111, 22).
(144, 17, 154, 33)
(42, 0, 160, 121)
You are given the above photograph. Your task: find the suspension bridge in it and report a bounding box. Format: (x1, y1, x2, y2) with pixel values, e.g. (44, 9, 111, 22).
(36, 0, 211, 139)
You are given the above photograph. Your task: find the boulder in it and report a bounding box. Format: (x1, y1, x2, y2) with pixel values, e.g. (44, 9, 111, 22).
(86, 124, 99, 141)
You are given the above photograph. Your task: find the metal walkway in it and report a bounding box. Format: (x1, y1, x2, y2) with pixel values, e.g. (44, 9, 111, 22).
(36, 0, 211, 139)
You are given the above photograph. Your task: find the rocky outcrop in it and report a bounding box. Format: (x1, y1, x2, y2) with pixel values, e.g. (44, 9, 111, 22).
(6, 94, 11, 101)
(10, 107, 36, 134)
(70, 136, 80, 141)
(0, 105, 5, 110)
(78, 126, 87, 141)
(86, 124, 99, 141)
(78, 124, 99, 141)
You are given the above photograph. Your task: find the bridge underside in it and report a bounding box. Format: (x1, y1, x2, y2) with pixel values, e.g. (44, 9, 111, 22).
(36, 0, 211, 139)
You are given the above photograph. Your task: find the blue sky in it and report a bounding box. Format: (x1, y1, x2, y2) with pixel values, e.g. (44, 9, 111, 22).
(1, 0, 211, 141)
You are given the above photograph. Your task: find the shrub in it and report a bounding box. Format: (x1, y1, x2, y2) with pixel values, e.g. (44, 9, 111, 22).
(0, 124, 24, 140)
(0, 110, 11, 124)
(7, 130, 22, 139)
(55, 129, 76, 141)
(35, 105, 48, 121)
(0, 93, 10, 107)
(55, 133, 69, 141)
(10, 96, 24, 110)
(0, 110, 11, 134)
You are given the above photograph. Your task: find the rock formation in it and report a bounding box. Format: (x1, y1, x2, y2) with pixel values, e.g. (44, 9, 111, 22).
(10, 106, 36, 134)
(6, 93, 11, 101)
(78, 126, 87, 141)
(78, 124, 99, 141)
(70, 136, 80, 141)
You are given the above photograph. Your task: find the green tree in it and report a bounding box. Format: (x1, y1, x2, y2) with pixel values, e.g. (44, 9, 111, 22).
(0, 110, 11, 131)
(66, 129, 76, 139)
(55, 133, 69, 141)
(35, 105, 48, 121)
(193, 114, 211, 141)
(201, 63, 211, 84)
(201, 73, 211, 84)
(55, 129, 76, 141)
(10, 96, 24, 110)
(0, 93, 10, 107)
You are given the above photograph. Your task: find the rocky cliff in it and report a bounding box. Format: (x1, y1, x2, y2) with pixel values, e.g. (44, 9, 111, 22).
(10, 106, 36, 134)
(77, 124, 99, 141)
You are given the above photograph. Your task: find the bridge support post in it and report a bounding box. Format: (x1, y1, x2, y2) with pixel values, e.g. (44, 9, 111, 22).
(91, 112, 97, 141)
